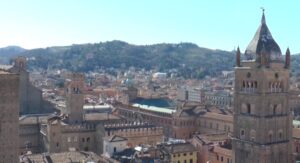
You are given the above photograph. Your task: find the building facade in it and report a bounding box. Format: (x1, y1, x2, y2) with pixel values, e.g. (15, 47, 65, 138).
(10, 57, 45, 114)
(103, 135, 128, 157)
(204, 90, 233, 107)
(0, 70, 20, 163)
(232, 12, 293, 163)
(178, 86, 204, 103)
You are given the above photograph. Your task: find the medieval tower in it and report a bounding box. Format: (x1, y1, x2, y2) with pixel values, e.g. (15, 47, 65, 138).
(12, 56, 29, 114)
(232, 11, 293, 163)
(0, 70, 20, 163)
(65, 73, 85, 123)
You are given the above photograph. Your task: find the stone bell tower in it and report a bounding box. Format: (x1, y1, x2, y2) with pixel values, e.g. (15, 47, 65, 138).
(232, 11, 293, 163)
(65, 73, 85, 123)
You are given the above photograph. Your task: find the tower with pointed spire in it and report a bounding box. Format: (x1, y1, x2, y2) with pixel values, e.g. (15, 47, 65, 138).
(233, 10, 293, 163)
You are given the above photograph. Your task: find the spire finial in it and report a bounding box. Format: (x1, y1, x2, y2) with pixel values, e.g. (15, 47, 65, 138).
(285, 47, 291, 69)
(286, 47, 290, 54)
(261, 7, 266, 24)
(236, 46, 241, 67)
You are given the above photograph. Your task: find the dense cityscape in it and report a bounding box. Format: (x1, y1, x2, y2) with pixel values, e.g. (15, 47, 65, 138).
(1, 7, 300, 163)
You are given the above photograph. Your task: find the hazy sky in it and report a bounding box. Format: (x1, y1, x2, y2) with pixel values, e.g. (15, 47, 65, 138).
(0, 0, 299, 53)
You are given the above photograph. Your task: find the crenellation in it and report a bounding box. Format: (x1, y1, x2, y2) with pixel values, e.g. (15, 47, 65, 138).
(61, 123, 96, 133)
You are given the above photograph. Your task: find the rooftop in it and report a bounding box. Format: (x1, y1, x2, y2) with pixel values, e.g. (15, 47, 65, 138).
(20, 151, 102, 163)
(132, 103, 176, 114)
(163, 143, 197, 154)
(84, 113, 121, 121)
(19, 114, 52, 125)
(0, 69, 11, 74)
(105, 135, 128, 142)
(244, 10, 282, 62)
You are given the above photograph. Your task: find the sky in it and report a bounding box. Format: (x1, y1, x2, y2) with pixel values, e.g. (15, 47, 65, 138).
(0, 0, 300, 53)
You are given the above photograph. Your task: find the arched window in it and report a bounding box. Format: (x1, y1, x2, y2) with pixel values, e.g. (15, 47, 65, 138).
(280, 81, 284, 91)
(268, 131, 273, 142)
(277, 104, 283, 114)
(247, 104, 251, 114)
(279, 132, 282, 139)
(278, 129, 283, 140)
(114, 147, 117, 152)
(240, 129, 245, 139)
(273, 104, 277, 115)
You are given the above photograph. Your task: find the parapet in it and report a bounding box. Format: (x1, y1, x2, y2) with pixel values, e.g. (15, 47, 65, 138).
(62, 123, 96, 133)
(104, 122, 164, 136)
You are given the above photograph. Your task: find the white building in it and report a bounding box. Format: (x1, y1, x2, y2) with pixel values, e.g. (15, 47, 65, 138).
(204, 90, 233, 107)
(103, 135, 128, 157)
(152, 72, 167, 80)
(177, 86, 203, 103)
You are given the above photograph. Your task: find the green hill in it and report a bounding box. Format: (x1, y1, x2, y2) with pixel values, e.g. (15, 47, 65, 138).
(20, 41, 235, 78)
(0, 46, 26, 64)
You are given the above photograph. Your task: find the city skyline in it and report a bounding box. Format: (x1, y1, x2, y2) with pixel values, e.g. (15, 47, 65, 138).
(1, 0, 300, 53)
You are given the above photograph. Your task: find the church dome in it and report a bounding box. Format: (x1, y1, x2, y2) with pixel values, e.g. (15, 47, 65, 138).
(244, 11, 282, 62)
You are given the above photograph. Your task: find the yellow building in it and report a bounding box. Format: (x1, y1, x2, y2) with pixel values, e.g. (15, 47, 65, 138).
(161, 143, 198, 163)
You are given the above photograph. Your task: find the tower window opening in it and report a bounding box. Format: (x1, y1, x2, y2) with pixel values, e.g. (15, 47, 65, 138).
(240, 129, 245, 139)
(247, 72, 251, 78)
(273, 105, 277, 115)
(279, 132, 282, 139)
(269, 133, 273, 142)
(247, 104, 251, 114)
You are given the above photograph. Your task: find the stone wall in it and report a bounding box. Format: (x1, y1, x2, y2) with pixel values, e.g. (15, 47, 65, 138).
(0, 72, 19, 163)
